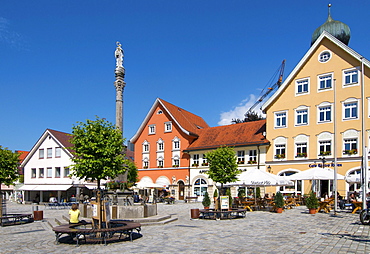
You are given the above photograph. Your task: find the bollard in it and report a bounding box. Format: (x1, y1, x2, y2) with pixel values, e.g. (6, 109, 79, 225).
(190, 208, 200, 219)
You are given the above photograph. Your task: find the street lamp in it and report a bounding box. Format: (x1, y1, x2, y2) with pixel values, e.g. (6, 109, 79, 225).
(267, 165, 272, 173)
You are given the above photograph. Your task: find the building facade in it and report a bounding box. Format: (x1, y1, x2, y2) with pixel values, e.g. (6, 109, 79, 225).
(262, 10, 370, 198)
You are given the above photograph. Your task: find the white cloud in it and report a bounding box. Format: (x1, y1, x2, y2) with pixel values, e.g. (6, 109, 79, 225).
(0, 17, 23, 49)
(218, 94, 265, 125)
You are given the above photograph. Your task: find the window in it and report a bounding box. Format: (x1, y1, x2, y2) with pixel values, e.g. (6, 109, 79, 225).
(173, 137, 180, 150)
(343, 138, 358, 155)
(143, 161, 149, 168)
(165, 122, 172, 132)
(296, 109, 308, 125)
(173, 158, 179, 167)
(55, 167, 61, 178)
(149, 124, 156, 134)
(318, 74, 332, 90)
(295, 143, 307, 158)
(237, 151, 245, 164)
(143, 141, 149, 153)
(31, 168, 36, 178)
(39, 168, 44, 178)
(319, 51, 331, 63)
(157, 140, 164, 151)
(343, 69, 358, 86)
(39, 149, 44, 159)
(248, 150, 257, 163)
(275, 112, 287, 128)
(275, 145, 286, 159)
(319, 140, 331, 156)
(344, 102, 358, 119)
(55, 147, 61, 158)
(47, 148, 52, 158)
(296, 78, 309, 94)
(193, 178, 208, 197)
(319, 106, 331, 122)
(279, 171, 302, 194)
(158, 159, 164, 168)
(202, 154, 208, 166)
(47, 167, 52, 178)
(193, 154, 199, 166)
(64, 167, 70, 178)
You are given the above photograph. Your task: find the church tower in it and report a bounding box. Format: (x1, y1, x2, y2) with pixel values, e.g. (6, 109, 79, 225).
(114, 42, 126, 135)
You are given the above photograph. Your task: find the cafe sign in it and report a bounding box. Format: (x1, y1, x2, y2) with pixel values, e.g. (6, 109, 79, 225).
(308, 163, 342, 168)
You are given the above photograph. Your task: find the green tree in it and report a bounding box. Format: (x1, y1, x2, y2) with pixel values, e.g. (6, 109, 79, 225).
(205, 146, 240, 197)
(126, 160, 138, 188)
(0, 146, 20, 216)
(69, 117, 126, 189)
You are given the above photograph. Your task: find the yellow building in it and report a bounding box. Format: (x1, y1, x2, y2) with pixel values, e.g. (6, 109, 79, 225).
(262, 8, 369, 198)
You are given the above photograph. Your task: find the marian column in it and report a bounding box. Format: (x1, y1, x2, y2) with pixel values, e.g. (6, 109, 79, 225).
(114, 41, 126, 135)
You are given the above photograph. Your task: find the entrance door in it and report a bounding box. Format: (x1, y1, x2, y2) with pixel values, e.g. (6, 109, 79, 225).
(320, 180, 329, 198)
(178, 181, 185, 200)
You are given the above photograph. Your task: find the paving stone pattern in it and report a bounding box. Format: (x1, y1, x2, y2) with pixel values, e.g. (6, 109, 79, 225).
(1, 202, 369, 253)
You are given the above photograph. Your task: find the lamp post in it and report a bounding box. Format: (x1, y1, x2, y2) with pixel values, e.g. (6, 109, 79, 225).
(267, 165, 272, 173)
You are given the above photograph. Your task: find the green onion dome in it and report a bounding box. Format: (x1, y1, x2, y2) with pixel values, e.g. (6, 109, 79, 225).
(311, 4, 350, 46)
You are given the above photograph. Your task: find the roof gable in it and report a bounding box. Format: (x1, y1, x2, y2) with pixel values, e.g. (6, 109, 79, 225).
(262, 31, 370, 112)
(21, 129, 73, 166)
(130, 98, 209, 143)
(186, 120, 269, 151)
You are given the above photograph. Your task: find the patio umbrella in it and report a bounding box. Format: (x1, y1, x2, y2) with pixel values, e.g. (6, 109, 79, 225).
(227, 168, 294, 187)
(287, 167, 345, 181)
(345, 174, 370, 183)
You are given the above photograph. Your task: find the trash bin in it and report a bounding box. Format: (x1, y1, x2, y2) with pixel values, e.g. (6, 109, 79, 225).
(33, 210, 43, 221)
(190, 208, 200, 219)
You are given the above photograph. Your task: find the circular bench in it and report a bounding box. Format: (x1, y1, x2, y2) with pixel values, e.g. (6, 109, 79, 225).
(53, 220, 141, 246)
(199, 208, 247, 220)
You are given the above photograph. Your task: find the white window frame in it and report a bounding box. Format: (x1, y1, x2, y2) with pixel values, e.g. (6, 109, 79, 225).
(172, 137, 180, 150)
(149, 124, 156, 135)
(295, 142, 307, 158)
(319, 140, 332, 156)
(201, 154, 208, 166)
(343, 138, 358, 155)
(318, 103, 332, 123)
(157, 139, 164, 151)
(31, 168, 36, 178)
(248, 150, 257, 163)
(64, 167, 70, 178)
(157, 158, 164, 168)
(295, 78, 309, 95)
(47, 167, 53, 178)
(39, 149, 44, 159)
(193, 154, 200, 166)
(274, 111, 287, 128)
(47, 148, 52, 158)
(173, 156, 180, 167)
(165, 122, 172, 132)
(318, 73, 333, 91)
(39, 168, 44, 178)
(295, 107, 309, 126)
(318, 50, 331, 63)
(55, 147, 61, 158)
(142, 140, 149, 153)
(343, 67, 359, 86)
(237, 150, 245, 164)
(343, 100, 358, 120)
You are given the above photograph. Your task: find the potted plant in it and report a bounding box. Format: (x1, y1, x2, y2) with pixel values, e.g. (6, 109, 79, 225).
(305, 191, 319, 214)
(213, 189, 219, 209)
(202, 192, 211, 209)
(274, 191, 284, 213)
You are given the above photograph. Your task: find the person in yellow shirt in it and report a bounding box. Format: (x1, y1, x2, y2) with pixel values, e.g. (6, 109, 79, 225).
(69, 203, 80, 224)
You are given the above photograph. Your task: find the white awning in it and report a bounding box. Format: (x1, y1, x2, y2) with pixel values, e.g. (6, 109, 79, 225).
(18, 185, 72, 191)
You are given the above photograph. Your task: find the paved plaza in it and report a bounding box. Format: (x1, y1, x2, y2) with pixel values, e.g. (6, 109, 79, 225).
(0, 201, 370, 253)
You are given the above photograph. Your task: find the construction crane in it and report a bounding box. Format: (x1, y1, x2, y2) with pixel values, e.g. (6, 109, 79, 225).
(245, 60, 286, 116)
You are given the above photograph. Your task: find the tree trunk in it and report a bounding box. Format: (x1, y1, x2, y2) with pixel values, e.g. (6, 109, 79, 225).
(0, 183, 3, 224)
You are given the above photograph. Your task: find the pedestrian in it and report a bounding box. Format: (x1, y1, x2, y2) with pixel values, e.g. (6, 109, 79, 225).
(69, 203, 80, 224)
(70, 195, 77, 202)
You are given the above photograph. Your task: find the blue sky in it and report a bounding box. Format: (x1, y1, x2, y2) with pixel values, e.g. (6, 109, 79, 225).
(1, 1, 370, 151)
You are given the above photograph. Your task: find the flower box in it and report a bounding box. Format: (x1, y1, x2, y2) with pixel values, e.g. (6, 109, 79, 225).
(192, 163, 199, 167)
(343, 149, 357, 155)
(319, 151, 331, 156)
(275, 154, 285, 159)
(295, 153, 307, 158)
(237, 161, 245, 164)
(201, 163, 209, 166)
(247, 161, 257, 164)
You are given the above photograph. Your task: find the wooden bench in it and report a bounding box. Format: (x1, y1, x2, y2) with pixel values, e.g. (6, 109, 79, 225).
(53, 220, 141, 246)
(185, 197, 198, 203)
(0, 214, 34, 227)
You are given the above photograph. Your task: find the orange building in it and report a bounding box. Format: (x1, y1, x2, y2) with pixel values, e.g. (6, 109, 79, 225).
(130, 98, 209, 200)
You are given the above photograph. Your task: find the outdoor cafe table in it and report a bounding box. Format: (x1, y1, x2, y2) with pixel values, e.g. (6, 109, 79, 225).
(317, 198, 334, 213)
(240, 200, 255, 212)
(352, 201, 363, 214)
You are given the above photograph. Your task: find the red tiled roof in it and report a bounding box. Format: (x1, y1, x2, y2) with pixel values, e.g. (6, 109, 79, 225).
(47, 129, 74, 153)
(159, 98, 209, 135)
(186, 120, 269, 151)
(16, 150, 29, 163)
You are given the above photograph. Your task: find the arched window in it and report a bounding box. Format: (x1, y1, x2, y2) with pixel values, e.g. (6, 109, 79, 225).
(193, 178, 208, 197)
